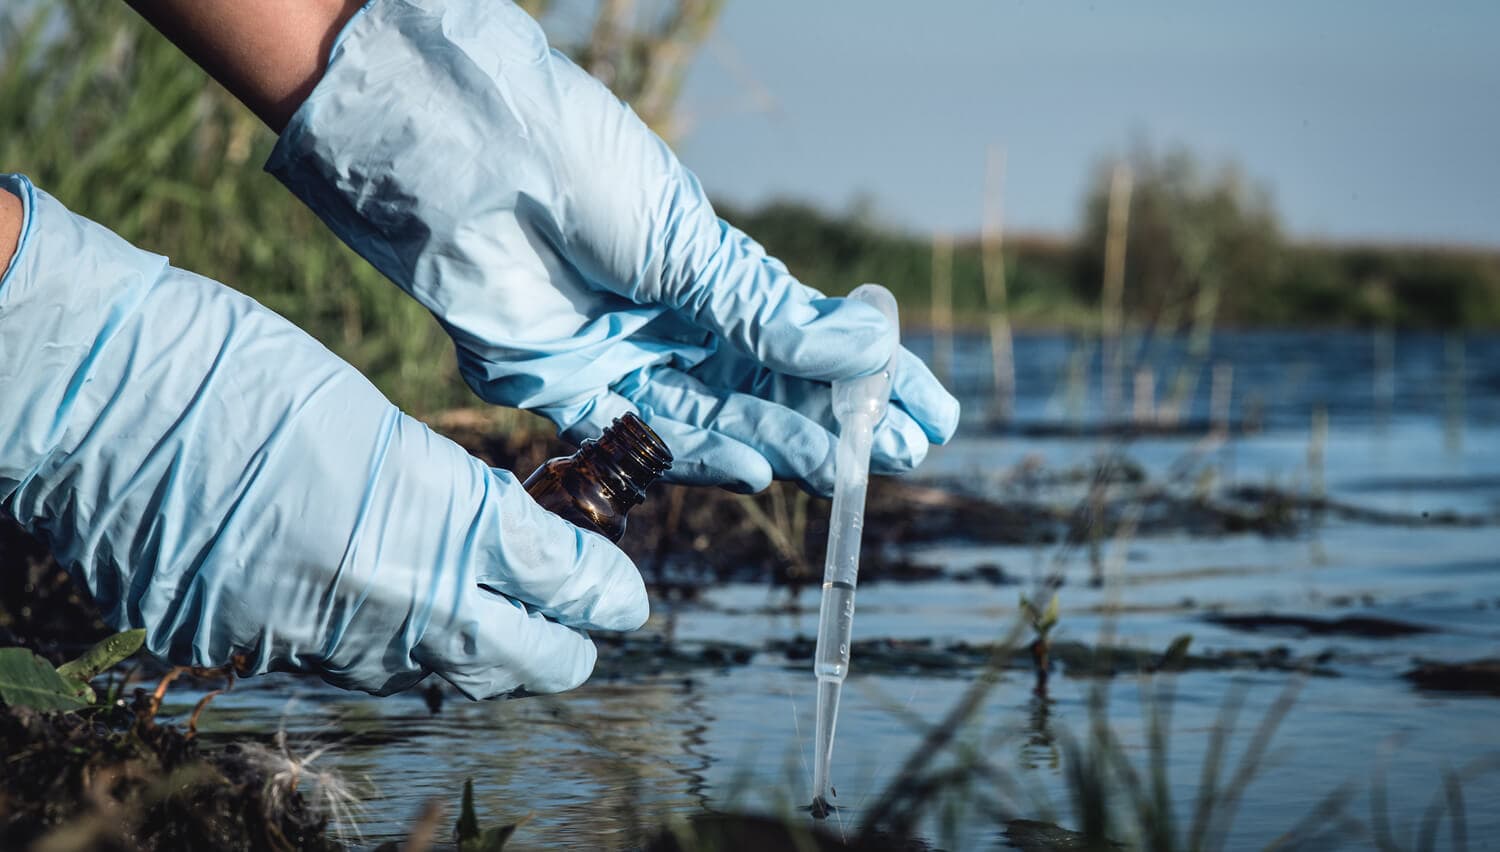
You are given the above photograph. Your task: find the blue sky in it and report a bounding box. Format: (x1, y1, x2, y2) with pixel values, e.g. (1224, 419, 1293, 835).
(671, 1, 1500, 246)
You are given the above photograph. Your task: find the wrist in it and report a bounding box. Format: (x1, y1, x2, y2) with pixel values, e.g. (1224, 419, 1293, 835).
(0, 183, 21, 281)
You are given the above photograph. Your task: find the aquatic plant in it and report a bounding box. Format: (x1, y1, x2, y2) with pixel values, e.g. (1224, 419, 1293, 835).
(1019, 593, 1061, 695)
(735, 482, 815, 594)
(454, 778, 522, 851)
(1048, 675, 1308, 851)
(0, 628, 145, 710)
(1364, 747, 1500, 852)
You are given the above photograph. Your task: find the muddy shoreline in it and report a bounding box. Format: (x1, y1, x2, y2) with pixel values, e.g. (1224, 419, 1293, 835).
(4, 420, 1499, 848)
(4, 421, 1496, 682)
(0, 695, 338, 851)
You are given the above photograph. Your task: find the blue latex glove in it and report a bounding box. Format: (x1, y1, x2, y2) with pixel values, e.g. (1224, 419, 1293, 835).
(266, 0, 960, 496)
(0, 174, 647, 699)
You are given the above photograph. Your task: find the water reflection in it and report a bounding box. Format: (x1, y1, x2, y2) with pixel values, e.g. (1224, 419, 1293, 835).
(1019, 693, 1060, 772)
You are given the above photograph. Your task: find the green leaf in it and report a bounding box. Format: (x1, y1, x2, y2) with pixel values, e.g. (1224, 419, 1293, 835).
(455, 778, 518, 851)
(1160, 634, 1194, 671)
(0, 648, 90, 711)
(64, 678, 94, 705)
(1040, 594, 1061, 632)
(457, 778, 480, 844)
(56, 628, 146, 685)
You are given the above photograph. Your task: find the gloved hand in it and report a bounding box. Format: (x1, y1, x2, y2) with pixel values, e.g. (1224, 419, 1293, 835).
(266, 0, 960, 496)
(0, 174, 647, 699)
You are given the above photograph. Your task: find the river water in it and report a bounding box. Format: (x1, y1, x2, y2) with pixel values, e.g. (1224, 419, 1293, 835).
(179, 330, 1500, 850)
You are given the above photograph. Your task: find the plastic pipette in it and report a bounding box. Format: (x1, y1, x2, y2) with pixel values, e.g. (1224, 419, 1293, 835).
(810, 283, 898, 817)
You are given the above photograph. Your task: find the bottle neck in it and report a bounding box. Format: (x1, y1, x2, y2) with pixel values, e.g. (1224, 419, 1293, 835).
(576, 413, 672, 507)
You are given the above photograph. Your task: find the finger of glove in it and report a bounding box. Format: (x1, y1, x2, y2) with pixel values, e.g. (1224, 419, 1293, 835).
(890, 347, 961, 445)
(422, 590, 600, 698)
(691, 342, 958, 450)
(557, 392, 774, 493)
(666, 224, 896, 382)
(786, 347, 956, 464)
(645, 397, 917, 495)
(477, 467, 649, 632)
(684, 350, 944, 484)
(625, 367, 839, 495)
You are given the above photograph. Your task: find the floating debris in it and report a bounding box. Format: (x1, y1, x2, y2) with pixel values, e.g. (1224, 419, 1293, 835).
(592, 633, 756, 679)
(1403, 658, 1500, 697)
(1205, 612, 1435, 639)
(1003, 819, 1123, 850)
(768, 636, 1338, 679)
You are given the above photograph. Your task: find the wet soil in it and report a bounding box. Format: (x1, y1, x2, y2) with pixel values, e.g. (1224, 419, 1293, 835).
(1, 424, 1478, 690)
(1003, 819, 1123, 850)
(1403, 658, 1500, 697)
(591, 632, 755, 680)
(641, 813, 930, 851)
(765, 635, 1339, 679)
(0, 695, 337, 851)
(7, 423, 1488, 653)
(998, 418, 1259, 440)
(436, 425, 1275, 587)
(1204, 612, 1436, 639)
(437, 423, 1497, 595)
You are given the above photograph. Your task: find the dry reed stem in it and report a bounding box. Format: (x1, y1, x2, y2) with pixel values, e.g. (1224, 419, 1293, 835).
(1101, 164, 1134, 421)
(186, 689, 223, 738)
(930, 232, 954, 385)
(982, 145, 1016, 421)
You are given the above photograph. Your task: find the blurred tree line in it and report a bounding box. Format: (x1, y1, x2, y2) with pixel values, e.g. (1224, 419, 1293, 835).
(727, 145, 1500, 331)
(717, 199, 1090, 326)
(3, 3, 1495, 422)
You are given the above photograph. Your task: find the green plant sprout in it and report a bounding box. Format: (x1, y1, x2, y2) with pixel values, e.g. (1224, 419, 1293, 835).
(1019, 593, 1061, 695)
(456, 778, 522, 852)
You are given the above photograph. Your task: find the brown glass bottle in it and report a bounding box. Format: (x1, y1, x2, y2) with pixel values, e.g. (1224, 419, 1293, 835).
(522, 412, 672, 542)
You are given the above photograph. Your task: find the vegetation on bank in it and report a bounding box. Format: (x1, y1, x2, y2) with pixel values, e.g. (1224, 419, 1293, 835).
(6, 5, 1497, 422)
(720, 152, 1500, 332)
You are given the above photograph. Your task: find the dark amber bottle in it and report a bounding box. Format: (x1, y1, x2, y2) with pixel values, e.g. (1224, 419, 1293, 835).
(522, 412, 672, 542)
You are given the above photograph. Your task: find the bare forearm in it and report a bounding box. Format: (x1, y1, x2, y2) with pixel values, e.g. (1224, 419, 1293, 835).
(1, 185, 20, 275)
(122, 0, 365, 132)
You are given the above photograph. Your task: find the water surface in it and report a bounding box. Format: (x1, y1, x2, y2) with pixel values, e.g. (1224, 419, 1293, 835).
(180, 331, 1500, 849)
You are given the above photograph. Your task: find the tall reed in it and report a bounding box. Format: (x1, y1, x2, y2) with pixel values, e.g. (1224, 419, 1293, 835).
(1100, 165, 1134, 422)
(930, 233, 955, 386)
(982, 146, 1017, 422)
